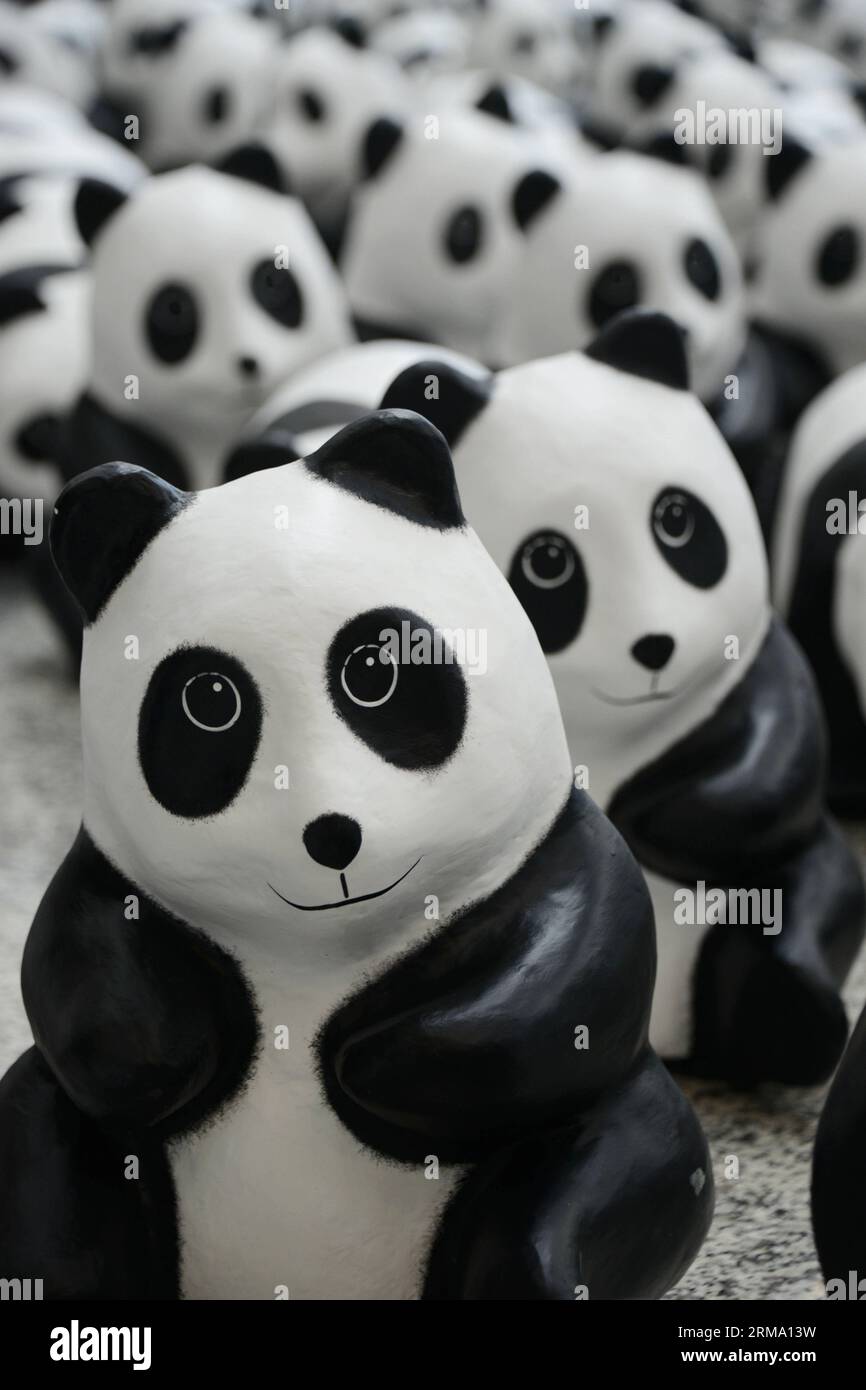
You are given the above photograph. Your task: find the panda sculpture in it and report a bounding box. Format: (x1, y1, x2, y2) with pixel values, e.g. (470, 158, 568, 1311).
(0, 411, 713, 1300)
(771, 362, 866, 816)
(229, 313, 866, 1084)
(491, 149, 746, 405)
(339, 106, 563, 360)
(812, 999, 866, 1292)
(61, 157, 353, 496)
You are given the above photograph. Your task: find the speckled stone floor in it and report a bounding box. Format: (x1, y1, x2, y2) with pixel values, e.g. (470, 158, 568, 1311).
(1, 570, 864, 1301)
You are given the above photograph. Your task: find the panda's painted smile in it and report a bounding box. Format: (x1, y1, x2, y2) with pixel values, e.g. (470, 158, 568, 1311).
(267, 857, 422, 912)
(591, 687, 677, 707)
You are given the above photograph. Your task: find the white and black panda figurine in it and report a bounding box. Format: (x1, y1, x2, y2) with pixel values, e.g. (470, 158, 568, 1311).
(812, 999, 866, 1292)
(61, 155, 353, 497)
(231, 312, 866, 1084)
(771, 362, 866, 815)
(339, 106, 563, 360)
(0, 412, 713, 1299)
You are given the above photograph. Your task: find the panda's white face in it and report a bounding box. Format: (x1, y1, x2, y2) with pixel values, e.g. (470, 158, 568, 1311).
(88, 167, 353, 447)
(467, 0, 578, 98)
(452, 353, 771, 804)
(585, 0, 726, 141)
(0, 268, 90, 502)
(264, 29, 411, 226)
(80, 456, 571, 963)
(785, 0, 866, 81)
(102, 4, 275, 171)
(496, 152, 746, 402)
(750, 138, 866, 375)
(340, 109, 561, 361)
(0, 3, 96, 109)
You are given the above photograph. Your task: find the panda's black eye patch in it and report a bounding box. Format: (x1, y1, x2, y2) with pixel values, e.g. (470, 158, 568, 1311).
(15, 413, 60, 462)
(251, 259, 304, 328)
(707, 142, 731, 180)
(202, 85, 231, 124)
(651, 487, 727, 588)
(145, 282, 199, 364)
(327, 607, 467, 771)
(508, 531, 588, 654)
(0, 48, 19, 75)
(838, 33, 863, 60)
(512, 31, 537, 55)
(587, 260, 641, 328)
(139, 646, 263, 819)
(684, 237, 721, 300)
(443, 206, 484, 264)
(297, 87, 326, 121)
(815, 225, 859, 287)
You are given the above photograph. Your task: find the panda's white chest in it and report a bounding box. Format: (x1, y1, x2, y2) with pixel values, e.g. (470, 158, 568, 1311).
(167, 954, 457, 1300)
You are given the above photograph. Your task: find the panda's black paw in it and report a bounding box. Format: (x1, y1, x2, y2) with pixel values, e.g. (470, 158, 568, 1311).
(691, 928, 848, 1087)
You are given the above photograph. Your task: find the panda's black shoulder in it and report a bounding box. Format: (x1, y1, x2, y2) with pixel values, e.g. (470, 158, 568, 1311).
(60, 393, 192, 490)
(22, 826, 259, 1137)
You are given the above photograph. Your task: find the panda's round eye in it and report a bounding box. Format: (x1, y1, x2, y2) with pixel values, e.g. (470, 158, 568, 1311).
(139, 646, 262, 818)
(182, 672, 242, 731)
(651, 487, 727, 588)
(520, 534, 576, 589)
(296, 87, 326, 121)
(512, 31, 537, 55)
(508, 529, 588, 654)
(202, 85, 231, 124)
(340, 643, 399, 708)
(707, 142, 731, 180)
(145, 282, 199, 364)
(251, 259, 304, 328)
(684, 238, 721, 301)
(653, 492, 695, 548)
(15, 413, 59, 462)
(587, 259, 641, 328)
(443, 205, 483, 264)
(0, 48, 18, 76)
(816, 225, 859, 287)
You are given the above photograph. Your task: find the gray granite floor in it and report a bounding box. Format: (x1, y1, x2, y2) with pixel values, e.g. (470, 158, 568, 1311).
(1, 570, 863, 1301)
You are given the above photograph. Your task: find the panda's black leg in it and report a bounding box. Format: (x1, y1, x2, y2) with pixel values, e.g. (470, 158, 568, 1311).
(0, 1048, 179, 1299)
(689, 818, 864, 1086)
(422, 1052, 712, 1301)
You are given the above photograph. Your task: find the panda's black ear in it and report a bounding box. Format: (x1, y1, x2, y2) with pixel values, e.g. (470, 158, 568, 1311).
(75, 179, 129, 248)
(766, 137, 812, 200)
(380, 360, 492, 447)
(476, 83, 514, 123)
(51, 463, 190, 624)
(223, 431, 299, 483)
(330, 15, 366, 48)
(512, 170, 561, 231)
(361, 117, 404, 179)
(216, 142, 285, 195)
(585, 309, 690, 391)
(305, 410, 464, 529)
(592, 13, 616, 41)
(638, 131, 690, 166)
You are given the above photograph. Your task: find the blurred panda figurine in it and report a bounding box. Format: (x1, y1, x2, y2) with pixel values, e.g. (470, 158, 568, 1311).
(772, 362, 866, 816)
(339, 106, 563, 360)
(0, 412, 713, 1299)
(61, 155, 353, 496)
(229, 312, 866, 1085)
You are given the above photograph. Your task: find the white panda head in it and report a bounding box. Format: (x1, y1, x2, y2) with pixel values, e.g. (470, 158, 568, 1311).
(370, 8, 471, 81)
(0, 3, 97, 110)
(381, 311, 770, 804)
(52, 412, 571, 963)
(78, 163, 353, 452)
(583, 0, 726, 143)
(340, 107, 562, 360)
(101, 2, 276, 170)
(0, 265, 89, 503)
(495, 150, 746, 402)
(259, 28, 412, 232)
(750, 135, 866, 376)
(785, 0, 866, 81)
(466, 0, 579, 99)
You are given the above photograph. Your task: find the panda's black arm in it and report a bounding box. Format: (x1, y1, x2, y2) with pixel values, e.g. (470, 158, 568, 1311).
(317, 791, 656, 1164)
(609, 617, 829, 883)
(60, 393, 190, 490)
(21, 826, 259, 1137)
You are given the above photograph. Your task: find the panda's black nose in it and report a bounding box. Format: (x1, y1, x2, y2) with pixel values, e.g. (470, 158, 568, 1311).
(631, 634, 675, 671)
(237, 354, 260, 378)
(303, 815, 362, 871)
